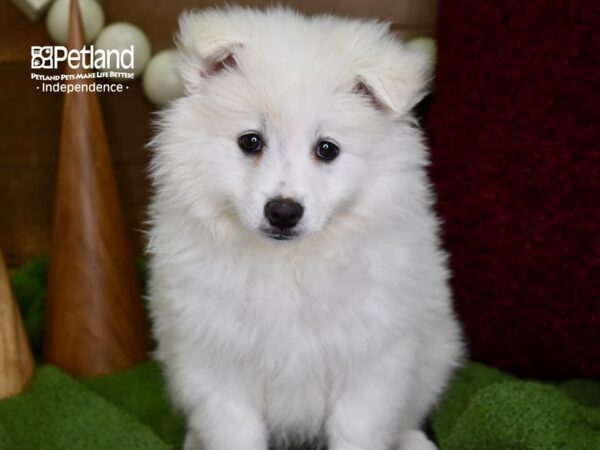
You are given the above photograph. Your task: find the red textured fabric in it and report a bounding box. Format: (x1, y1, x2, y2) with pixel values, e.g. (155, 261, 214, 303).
(426, 0, 600, 378)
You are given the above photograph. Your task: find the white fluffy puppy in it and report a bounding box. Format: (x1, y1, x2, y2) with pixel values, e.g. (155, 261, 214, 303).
(147, 7, 463, 450)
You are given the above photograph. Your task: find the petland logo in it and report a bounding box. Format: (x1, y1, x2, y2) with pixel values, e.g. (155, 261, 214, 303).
(31, 45, 134, 72)
(31, 45, 134, 93)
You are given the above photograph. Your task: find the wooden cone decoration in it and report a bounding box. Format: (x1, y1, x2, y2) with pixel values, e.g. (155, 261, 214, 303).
(44, 0, 149, 377)
(0, 249, 35, 398)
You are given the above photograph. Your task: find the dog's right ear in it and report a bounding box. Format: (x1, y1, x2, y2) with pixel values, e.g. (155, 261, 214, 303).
(352, 44, 431, 117)
(176, 10, 246, 92)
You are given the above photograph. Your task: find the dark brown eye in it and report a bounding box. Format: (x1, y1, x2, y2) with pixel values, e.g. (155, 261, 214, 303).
(238, 133, 263, 154)
(315, 140, 340, 162)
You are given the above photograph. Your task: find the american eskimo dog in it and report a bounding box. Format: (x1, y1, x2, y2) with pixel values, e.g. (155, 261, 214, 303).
(147, 7, 463, 450)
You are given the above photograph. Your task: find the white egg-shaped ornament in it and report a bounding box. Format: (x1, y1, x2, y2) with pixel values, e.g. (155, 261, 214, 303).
(46, 0, 105, 45)
(94, 22, 151, 81)
(142, 49, 184, 107)
(405, 37, 437, 77)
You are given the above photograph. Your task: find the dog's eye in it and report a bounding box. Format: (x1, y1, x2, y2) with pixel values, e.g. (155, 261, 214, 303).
(238, 133, 263, 154)
(315, 140, 340, 162)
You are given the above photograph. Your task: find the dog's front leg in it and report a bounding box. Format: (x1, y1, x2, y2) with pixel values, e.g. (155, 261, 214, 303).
(326, 348, 436, 450)
(181, 374, 267, 450)
(326, 371, 403, 450)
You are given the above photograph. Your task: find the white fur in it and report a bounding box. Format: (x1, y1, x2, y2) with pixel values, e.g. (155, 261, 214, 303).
(147, 7, 464, 450)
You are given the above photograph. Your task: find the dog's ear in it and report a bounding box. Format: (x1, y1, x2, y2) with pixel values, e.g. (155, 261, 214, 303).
(353, 41, 432, 116)
(176, 9, 246, 92)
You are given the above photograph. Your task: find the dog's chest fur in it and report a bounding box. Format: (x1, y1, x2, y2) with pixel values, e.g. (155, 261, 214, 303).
(152, 231, 419, 437)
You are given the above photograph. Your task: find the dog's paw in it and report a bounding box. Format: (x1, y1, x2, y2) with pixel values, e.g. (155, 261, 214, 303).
(183, 430, 205, 450)
(397, 430, 438, 450)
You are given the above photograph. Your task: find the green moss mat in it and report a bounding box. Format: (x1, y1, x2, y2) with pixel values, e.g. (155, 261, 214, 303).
(0, 364, 174, 450)
(433, 363, 600, 450)
(3, 260, 599, 449)
(82, 362, 184, 448)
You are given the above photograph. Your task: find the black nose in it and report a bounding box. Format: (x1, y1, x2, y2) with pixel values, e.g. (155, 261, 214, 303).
(264, 198, 304, 229)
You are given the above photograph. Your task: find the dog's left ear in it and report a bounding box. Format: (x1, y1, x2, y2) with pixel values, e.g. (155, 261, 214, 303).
(354, 41, 432, 116)
(176, 9, 247, 92)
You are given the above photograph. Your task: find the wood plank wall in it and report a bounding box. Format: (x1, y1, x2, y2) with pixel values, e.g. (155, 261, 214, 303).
(0, 0, 437, 267)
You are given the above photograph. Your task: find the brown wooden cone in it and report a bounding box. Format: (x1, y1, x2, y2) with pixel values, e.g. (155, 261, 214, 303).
(0, 249, 35, 398)
(44, 0, 149, 377)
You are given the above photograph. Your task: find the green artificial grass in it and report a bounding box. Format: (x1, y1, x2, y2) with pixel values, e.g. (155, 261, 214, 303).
(83, 361, 184, 448)
(432, 363, 600, 450)
(3, 259, 599, 449)
(0, 365, 171, 450)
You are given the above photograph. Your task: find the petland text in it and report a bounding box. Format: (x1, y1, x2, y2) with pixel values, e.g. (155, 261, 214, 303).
(31, 45, 134, 71)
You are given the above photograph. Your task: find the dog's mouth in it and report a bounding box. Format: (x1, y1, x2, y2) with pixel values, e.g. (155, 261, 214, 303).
(260, 227, 299, 241)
